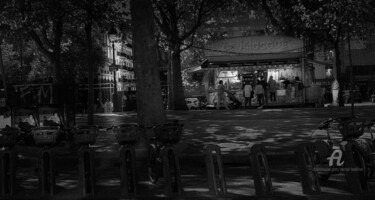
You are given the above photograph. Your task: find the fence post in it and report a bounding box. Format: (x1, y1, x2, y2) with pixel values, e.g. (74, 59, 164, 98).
(0, 149, 17, 198)
(295, 142, 321, 194)
(249, 144, 273, 196)
(38, 147, 56, 197)
(341, 141, 368, 194)
(120, 146, 137, 197)
(162, 146, 183, 195)
(204, 144, 227, 196)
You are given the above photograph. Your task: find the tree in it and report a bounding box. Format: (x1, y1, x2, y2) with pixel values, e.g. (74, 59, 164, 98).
(292, 0, 372, 106)
(153, 0, 228, 110)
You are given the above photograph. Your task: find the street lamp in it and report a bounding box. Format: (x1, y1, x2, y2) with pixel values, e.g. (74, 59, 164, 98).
(108, 26, 119, 112)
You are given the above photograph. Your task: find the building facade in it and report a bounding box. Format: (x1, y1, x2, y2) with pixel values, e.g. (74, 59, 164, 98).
(79, 34, 136, 112)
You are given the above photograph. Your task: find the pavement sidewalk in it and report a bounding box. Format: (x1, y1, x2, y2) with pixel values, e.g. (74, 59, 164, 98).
(5, 105, 375, 199)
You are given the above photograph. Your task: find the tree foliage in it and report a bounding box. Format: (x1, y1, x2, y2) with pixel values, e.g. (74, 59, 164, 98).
(0, 0, 128, 85)
(153, 0, 229, 110)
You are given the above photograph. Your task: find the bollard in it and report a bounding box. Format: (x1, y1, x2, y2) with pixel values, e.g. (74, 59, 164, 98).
(38, 147, 56, 196)
(295, 142, 321, 194)
(113, 123, 140, 197)
(162, 147, 183, 195)
(74, 125, 97, 198)
(0, 149, 17, 198)
(78, 146, 95, 198)
(120, 146, 137, 196)
(249, 144, 273, 196)
(341, 141, 368, 194)
(204, 144, 227, 196)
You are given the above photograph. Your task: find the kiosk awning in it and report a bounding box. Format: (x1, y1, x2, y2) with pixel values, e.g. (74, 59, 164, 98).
(201, 52, 302, 71)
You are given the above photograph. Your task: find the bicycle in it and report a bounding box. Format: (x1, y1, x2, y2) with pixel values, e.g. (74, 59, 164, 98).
(147, 120, 183, 193)
(310, 116, 375, 190)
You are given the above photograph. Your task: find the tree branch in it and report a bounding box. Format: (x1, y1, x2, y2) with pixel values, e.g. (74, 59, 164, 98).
(28, 30, 53, 59)
(153, 0, 173, 39)
(181, 33, 195, 52)
(260, 0, 284, 33)
(179, 0, 205, 41)
(41, 27, 54, 50)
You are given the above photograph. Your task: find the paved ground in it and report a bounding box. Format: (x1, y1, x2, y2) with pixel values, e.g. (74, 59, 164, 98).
(4, 104, 375, 199)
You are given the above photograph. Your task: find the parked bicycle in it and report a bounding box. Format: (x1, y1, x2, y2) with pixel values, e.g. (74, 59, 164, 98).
(147, 120, 183, 193)
(310, 116, 375, 190)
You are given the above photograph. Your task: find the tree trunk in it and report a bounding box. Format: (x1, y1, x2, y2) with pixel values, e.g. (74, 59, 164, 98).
(0, 43, 7, 96)
(131, 0, 167, 127)
(334, 41, 344, 106)
(52, 18, 63, 84)
(171, 45, 188, 110)
(85, 0, 94, 125)
(167, 48, 173, 109)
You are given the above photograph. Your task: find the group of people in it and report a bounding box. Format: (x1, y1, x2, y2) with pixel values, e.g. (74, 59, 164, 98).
(215, 75, 304, 110)
(242, 77, 270, 109)
(242, 76, 304, 109)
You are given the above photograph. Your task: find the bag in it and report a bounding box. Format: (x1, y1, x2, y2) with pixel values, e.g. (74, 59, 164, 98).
(251, 91, 254, 98)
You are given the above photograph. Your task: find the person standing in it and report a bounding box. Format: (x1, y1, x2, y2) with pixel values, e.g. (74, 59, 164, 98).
(283, 79, 291, 103)
(268, 76, 277, 103)
(254, 80, 265, 109)
(216, 80, 229, 110)
(295, 76, 304, 103)
(122, 94, 128, 111)
(243, 81, 253, 108)
(260, 76, 268, 106)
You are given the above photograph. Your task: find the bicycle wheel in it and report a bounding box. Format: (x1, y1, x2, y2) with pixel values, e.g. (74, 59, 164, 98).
(351, 145, 369, 189)
(125, 150, 135, 192)
(148, 144, 160, 184)
(168, 149, 179, 192)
